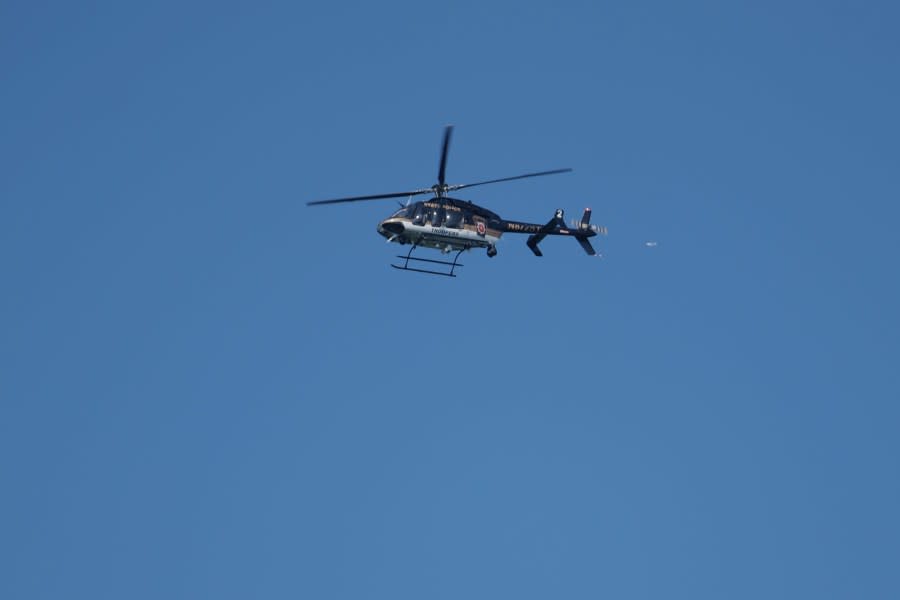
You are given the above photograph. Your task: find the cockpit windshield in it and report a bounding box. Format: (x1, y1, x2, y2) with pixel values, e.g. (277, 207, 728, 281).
(390, 205, 415, 219)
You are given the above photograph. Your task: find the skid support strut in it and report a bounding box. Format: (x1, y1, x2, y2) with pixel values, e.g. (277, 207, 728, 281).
(392, 246, 465, 277)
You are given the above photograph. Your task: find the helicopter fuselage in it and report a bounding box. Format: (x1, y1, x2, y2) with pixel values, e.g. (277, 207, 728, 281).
(376, 197, 602, 259)
(309, 126, 602, 275)
(376, 198, 506, 254)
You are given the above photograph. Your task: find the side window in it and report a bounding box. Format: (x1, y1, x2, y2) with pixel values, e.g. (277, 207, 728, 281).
(428, 208, 445, 227)
(412, 204, 426, 225)
(445, 210, 463, 228)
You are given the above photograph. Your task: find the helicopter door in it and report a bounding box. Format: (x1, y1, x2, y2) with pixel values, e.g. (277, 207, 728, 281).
(427, 207, 445, 227)
(411, 204, 426, 225)
(444, 209, 463, 228)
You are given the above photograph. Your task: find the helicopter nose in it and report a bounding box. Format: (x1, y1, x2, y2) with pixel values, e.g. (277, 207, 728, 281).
(380, 221, 405, 235)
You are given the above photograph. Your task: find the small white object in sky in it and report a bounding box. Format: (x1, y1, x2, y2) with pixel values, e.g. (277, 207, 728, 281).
(645, 241, 658, 248)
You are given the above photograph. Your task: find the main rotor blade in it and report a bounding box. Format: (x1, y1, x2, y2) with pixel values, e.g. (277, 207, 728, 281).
(307, 189, 430, 206)
(437, 125, 453, 187)
(450, 168, 573, 192)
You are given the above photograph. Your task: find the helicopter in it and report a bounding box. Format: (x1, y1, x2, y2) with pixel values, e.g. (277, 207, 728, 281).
(307, 126, 606, 276)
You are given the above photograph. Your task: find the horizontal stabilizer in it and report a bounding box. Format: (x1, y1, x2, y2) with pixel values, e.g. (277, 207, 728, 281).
(526, 209, 565, 256)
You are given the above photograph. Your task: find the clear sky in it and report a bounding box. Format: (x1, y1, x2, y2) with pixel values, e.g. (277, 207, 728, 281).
(3, 1, 899, 598)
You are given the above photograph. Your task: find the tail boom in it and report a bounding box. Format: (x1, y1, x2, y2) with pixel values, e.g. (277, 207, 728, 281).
(503, 208, 603, 256)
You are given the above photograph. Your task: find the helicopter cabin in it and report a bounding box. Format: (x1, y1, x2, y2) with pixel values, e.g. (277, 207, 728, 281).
(389, 199, 500, 229)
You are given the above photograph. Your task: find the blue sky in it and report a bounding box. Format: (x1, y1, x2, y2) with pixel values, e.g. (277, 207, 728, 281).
(2, 1, 899, 598)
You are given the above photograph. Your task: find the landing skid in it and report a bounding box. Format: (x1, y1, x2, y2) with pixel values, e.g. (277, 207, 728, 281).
(392, 246, 465, 277)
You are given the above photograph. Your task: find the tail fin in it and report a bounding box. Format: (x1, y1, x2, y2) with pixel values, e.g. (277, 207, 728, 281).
(580, 207, 593, 228)
(575, 208, 597, 255)
(527, 208, 605, 256)
(575, 236, 597, 256)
